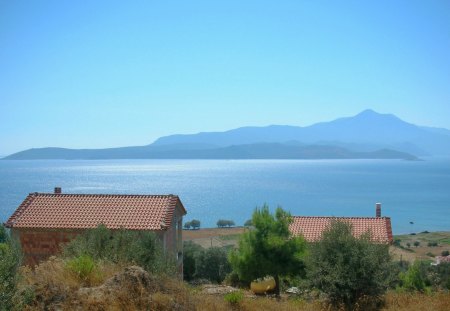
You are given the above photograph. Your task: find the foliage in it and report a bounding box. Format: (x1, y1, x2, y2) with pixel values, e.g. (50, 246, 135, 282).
(244, 219, 253, 227)
(229, 205, 306, 296)
(195, 247, 232, 283)
(216, 219, 235, 228)
(307, 220, 391, 310)
(183, 241, 231, 283)
(442, 250, 449, 256)
(0, 225, 7, 244)
(399, 261, 427, 292)
(183, 241, 203, 281)
(224, 290, 244, 305)
(427, 241, 438, 247)
(65, 254, 99, 286)
(0, 227, 22, 311)
(184, 222, 191, 229)
(413, 241, 420, 247)
(63, 225, 175, 275)
(190, 219, 201, 230)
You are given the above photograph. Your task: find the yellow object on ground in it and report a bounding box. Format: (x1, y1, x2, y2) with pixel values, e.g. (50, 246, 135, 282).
(250, 277, 276, 294)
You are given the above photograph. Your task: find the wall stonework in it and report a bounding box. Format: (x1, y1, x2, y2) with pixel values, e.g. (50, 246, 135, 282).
(12, 228, 82, 266)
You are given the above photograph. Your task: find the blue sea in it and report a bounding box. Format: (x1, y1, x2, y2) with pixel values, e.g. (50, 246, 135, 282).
(1, 158, 449, 234)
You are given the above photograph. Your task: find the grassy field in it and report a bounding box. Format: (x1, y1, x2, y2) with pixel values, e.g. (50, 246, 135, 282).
(184, 228, 450, 262)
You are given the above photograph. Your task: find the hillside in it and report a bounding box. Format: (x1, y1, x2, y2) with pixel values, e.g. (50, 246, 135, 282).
(4, 109, 449, 160)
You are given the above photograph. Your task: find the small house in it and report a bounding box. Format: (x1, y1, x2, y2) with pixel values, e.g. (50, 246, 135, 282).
(289, 203, 393, 244)
(4, 187, 187, 273)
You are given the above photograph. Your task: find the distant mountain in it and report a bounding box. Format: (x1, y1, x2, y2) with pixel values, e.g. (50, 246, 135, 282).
(154, 109, 450, 156)
(3, 143, 418, 161)
(4, 109, 449, 160)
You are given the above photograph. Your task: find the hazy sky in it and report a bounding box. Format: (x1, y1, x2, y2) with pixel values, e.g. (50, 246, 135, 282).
(1, 0, 449, 155)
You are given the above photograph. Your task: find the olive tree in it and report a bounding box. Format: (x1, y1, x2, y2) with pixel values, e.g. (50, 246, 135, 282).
(307, 220, 391, 310)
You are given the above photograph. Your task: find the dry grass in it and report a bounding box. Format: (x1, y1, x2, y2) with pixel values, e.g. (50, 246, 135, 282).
(14, 257, 450, 311)
(382, 291, 450, 311)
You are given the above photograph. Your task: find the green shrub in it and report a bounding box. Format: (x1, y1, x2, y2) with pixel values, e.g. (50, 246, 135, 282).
(63, 225, 175, 276)
(307, 220, 391, 310)
(195, 247, 231, 283)
(0, 228, 22, 311)
(66, 255, 98, 285)
(224, 290, 244, 305)
(426, 252, 435, 257)
(442, 250, 449, 256)
(400, 261, 427, 292)
(427, 241, 438, 247)
(183, 241, 203, 281)
(414, 241, 420, 247)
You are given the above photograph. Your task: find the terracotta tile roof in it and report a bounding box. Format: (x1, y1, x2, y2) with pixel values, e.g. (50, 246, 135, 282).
(289, 216, 393, 244)
(5, 193, 186, 231)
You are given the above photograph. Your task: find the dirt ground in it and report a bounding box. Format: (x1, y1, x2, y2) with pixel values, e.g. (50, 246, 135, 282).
(183, 227, 246, 248)
(184, 227, 450, 262)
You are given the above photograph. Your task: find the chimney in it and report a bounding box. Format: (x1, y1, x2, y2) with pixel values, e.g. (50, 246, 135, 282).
(54, 187, 62, 194)
(376, 203, 381, 217)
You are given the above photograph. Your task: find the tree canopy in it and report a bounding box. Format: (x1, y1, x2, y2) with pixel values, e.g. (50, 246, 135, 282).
(307, 220, 391, 310)
(229, 205, 306, 295)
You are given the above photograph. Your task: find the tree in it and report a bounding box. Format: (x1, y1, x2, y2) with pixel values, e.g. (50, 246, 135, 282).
(184, 222, 191, 230)
(414, 241, 420, 248)
(190, 219, 201, 230)
(307, 220, 391, 310)
(229, 205, 306, 296)
(195, 247, 231, 283)
(217, 220, 235, 228)
(442, 250, 450, 256)
(244, 219, 252, 227)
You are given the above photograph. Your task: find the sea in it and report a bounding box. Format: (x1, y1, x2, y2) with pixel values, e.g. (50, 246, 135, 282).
(0, 158, 449, 234)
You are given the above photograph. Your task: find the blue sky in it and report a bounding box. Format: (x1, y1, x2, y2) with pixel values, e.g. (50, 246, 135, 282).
(1, 0, 449, 155)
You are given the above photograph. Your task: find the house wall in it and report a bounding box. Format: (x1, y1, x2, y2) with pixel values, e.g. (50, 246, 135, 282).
(160, 203, 185, 277)
(11, 228, 82, 266)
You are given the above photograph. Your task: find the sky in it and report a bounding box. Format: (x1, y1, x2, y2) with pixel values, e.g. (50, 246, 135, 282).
(1, 0, 449, 155)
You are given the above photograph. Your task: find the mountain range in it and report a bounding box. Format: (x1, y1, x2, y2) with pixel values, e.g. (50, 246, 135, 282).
(4, 109, 450, 160)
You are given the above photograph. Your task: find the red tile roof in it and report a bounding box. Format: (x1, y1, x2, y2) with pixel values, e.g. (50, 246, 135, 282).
(5, 193, 186, 231)
(289, 216, 393, 244)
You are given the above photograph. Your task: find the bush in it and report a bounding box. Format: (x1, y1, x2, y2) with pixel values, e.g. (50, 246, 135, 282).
(63, 225, 175, 276)
(427, 241, 438, 247)
(224, 290, 244, 305)
(0, 229, 22, 311)
(183, 241, 203, 281)
(414, 241, 420, 247)
(195, 247, 232, 283)
(244, 219, 252, 227)
(65, 255, 99, 286)
(442, 250, 449, 256)
(400, 261, 427, 292)
(307, 220, 391, 310)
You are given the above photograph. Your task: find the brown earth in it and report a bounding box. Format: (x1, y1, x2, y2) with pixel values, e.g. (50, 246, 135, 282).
(183, 227, 246, 248)
(184, 227, 450, 263)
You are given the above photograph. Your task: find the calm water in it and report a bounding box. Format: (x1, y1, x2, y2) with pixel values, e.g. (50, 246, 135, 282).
(1, 158, 449, 234)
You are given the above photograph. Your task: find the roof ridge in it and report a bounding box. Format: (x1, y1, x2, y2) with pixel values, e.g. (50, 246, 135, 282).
(34, 193, 176, 197)
(5, 193, 37, 228)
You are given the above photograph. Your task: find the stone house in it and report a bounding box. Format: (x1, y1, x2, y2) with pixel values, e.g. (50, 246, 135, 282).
(289, 203, 393, 244)
(4, 188, 187, 274)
